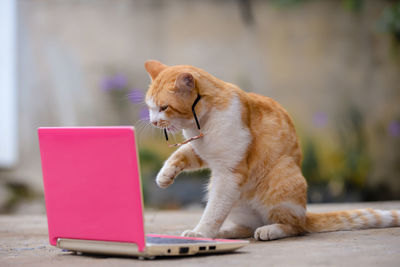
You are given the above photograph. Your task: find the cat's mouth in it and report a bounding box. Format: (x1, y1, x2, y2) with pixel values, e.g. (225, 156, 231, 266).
(160, 126, 178, 143)
(155, 119, 170, 128)
(154, 123, 179, 142)
(162, 94, 203, 147)
(153, 120, 178, 132)
(164, 125, 178, 133)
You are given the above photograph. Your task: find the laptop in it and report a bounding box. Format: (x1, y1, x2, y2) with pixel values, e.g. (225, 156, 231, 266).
(38, 126, 248, 259)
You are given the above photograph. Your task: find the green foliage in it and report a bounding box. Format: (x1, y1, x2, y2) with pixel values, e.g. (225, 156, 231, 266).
(138, 147, 164, 203)
(377, 2, 400, 43)
(301, 104, 371, 202)
(301, 138, 320, 184)
(269, 0, 364, 10)
(269, 0, 309, 8)
(342, 0, 364, 12)
(2, 182, 36, 213)
(139, 147, 163, 173)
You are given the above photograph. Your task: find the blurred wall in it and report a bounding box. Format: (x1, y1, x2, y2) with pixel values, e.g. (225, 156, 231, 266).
(1, 0, 399, 213)
(0, 0, 17, 168)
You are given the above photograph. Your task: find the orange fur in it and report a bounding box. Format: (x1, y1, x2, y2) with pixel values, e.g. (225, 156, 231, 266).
(144, 60, 400, 240)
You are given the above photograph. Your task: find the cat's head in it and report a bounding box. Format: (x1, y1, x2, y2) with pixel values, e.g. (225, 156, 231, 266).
(144, 60, 202, 131)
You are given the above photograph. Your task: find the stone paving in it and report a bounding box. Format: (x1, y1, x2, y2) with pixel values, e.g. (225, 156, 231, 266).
(1, 202, 400, 267)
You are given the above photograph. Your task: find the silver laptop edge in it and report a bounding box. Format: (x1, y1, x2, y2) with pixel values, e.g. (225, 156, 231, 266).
(57, 238, 249, 258)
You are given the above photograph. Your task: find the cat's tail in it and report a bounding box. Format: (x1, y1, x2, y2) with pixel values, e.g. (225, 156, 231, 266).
(305, 208, 400, 233)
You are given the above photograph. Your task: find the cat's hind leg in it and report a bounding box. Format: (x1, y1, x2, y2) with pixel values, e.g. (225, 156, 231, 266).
(254, 223, 302, 241)
(217, 224, 253, 239)
(254, 202, 306, 241)
(255, 156, 307, 241)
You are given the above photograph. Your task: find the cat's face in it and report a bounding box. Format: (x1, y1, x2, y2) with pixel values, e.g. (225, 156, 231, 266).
(144, 60, 200, 131)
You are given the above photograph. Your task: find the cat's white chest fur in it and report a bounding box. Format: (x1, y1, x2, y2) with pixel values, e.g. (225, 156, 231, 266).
(183, 95, 251, 171)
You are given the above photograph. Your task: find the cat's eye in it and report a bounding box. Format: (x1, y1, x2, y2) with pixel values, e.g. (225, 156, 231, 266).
(159, 105, 169, 112)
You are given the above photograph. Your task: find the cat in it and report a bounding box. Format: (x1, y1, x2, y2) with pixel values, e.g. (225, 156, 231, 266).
(144, 60, 400, 240)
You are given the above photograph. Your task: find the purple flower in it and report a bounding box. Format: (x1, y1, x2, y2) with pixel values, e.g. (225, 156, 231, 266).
(128, 89, 144, 104)
(100, 74, 128, 91)
(100, 77, 115, 91)
(312, 111, 327, 128)
(388, 120, 400, 137)
(140, 107, 149, 121)
(112, 74, 127, 89)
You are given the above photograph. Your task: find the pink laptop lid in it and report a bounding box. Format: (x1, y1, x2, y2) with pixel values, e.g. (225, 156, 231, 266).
(38, 127, 146, 251)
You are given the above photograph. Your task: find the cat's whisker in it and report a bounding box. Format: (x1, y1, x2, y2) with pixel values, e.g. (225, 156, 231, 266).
(136, 119, 150, 133)
(165, 125, 181, 143)
(136, 119, 147, 129)
(170, 130, 178, 143)
(134, 119, 155, 143)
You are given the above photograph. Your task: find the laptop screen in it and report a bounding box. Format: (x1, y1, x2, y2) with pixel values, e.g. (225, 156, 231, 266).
(38, 127, 146, 251)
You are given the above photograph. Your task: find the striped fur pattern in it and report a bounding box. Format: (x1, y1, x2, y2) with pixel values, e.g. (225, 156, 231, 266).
(144, 60, 400, 240)
(306, 209, 400, 232)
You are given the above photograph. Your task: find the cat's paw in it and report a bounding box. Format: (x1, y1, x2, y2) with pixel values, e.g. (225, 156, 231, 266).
(156, 163, 180, 188)
(181, 229, 206, 238)
(254, 224, 285, 241)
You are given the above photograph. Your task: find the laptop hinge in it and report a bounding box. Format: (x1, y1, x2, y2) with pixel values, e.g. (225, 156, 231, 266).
(57, 238, 145, 256)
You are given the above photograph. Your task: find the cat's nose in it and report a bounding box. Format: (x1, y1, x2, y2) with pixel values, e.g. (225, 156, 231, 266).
(152, 121, 158, 127)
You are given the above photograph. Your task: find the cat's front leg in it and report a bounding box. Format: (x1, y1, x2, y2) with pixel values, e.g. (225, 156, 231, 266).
(156, 144, 206, 188)
(182, 170, 241, 238)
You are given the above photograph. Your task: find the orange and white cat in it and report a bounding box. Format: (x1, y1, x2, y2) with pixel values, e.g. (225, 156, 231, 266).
(144, 60, 400, 240)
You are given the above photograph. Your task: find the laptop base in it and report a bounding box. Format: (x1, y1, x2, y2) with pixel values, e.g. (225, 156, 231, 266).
(57, 237, 248, 259)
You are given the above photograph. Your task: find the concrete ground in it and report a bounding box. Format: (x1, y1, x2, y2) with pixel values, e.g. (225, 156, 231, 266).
(1, 202, 400, 267)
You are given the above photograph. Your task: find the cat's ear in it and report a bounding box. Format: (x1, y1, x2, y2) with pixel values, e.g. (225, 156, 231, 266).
(144, 60, 167, 80)
(175, 73, 195, 94)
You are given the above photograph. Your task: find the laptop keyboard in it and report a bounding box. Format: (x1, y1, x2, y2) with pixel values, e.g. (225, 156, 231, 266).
(146, 235, 216, 244)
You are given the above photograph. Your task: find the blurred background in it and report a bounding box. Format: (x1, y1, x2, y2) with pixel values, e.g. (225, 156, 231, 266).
(0, 0, 399, 214)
